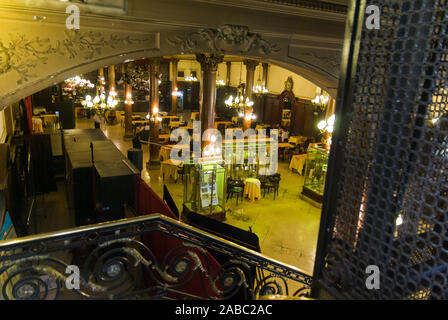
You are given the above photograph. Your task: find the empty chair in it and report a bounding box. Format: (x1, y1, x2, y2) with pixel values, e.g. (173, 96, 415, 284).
(227, 178, 244, 205)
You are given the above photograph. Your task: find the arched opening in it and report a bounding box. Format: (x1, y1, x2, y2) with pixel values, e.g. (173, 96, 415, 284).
(2, 53, 333, 276)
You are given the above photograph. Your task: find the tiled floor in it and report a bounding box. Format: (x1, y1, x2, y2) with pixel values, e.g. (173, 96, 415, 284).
(75, 118, 322, 275)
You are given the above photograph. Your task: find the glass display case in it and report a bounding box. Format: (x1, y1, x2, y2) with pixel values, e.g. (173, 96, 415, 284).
(301, 146, 329, 206)
(223, 136, 274, 180)
(183, 159, 227, 221)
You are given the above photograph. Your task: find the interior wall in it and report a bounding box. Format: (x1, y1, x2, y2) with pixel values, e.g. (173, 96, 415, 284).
(267, 65, 318, 99)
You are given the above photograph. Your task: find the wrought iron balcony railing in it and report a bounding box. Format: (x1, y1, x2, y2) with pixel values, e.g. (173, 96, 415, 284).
(0, 214, 312, 300)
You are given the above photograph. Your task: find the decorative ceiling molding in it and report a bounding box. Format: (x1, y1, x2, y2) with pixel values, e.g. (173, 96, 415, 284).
(288, 45, 341, 80)
(260, 0, 347, 13)
(168, 24, 280, 55)
(193, 0, 347, 21)
(0, 30, 157, 85)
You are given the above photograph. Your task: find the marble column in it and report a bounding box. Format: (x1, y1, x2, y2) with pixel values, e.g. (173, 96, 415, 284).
(226, 61, 232, 86)
(199, 70, 204, 113)
(262, 63, 269, 88)
(147, 58, 161, 167)
(243, 59, 258, 131)
(171, 58, 179, 115)
(98, 67, 105, 94)
(108, 65, 116, 92)
(123, 63, 133, 139)
(196, 53, 224, 147)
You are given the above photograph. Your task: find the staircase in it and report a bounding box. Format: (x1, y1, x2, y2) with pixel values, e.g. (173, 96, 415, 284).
(0, 213, 312, 300)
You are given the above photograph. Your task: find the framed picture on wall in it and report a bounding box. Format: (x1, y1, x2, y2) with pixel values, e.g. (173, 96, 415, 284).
(282, 109, 291, 120)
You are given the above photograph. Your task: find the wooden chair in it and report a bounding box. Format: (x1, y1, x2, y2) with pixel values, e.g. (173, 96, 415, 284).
(227, 178, 244, 205)
(260, 174, 281, 200)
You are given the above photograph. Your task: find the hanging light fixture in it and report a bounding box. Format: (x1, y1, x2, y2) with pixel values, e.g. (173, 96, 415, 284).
(253, 65, 268, 96)
(125, 92, 134, 105)
(216, 66, 225, 86)
(185, 60, 198, 82)
(312, 87, 330, 112)
(225, 62, 255, 118)
(317, 114, 335, 133)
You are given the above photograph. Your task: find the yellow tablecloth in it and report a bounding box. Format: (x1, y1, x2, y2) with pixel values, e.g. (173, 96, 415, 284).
(244, 178, 261, 201)
(160, 159, 183, 181)
(159, 144, 189, 162)
(256, 124, 270, 130)
(158, 134, 171, 143)
(278, 143, 293, 149)
(32, 117, 43, 134)
(40, 114, 59, 127)
(169, 121, 181, 128)
(288, 136, 307, 145)
(289, 154, 308, 174)
(191, 112, 199, 121)
(215, 121, 233, 129)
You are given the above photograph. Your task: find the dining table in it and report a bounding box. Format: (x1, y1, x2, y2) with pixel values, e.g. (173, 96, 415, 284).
(160, 159, 183, 182)
(288, 136, 307, 145)
(40, 114, 59, 128)
(32, 117, 44, 134)
(214, 121, 233, 129)
(289, 154, 308, 175)
(244, 178, 262, 201)
(159, 144, 190, 162)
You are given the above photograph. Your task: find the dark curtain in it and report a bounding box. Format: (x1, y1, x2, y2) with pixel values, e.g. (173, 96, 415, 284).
(134, 176, 222, 299)
(29, 134, 57, 194)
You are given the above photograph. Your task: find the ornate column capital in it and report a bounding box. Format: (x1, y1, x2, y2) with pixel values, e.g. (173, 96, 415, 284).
(243, 59, 259, 71)
(195, 53, 224, 72)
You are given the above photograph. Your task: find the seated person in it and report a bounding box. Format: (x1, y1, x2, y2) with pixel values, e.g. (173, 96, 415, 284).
(134, 123, 150, 145)
(282, 128, 290, 142)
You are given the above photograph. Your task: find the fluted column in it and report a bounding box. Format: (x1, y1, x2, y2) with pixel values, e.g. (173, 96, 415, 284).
(226, 61, 232, 86)
(147, 58, 161, 167)
(171, 58, 179, 115)
(123, 63, 133, 139)
(243, 59, 258, 131)
(196, 53, 224, 144)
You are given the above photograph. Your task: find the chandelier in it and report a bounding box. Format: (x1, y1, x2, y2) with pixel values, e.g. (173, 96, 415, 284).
(124, 92, 134, 105)
(253, 67, 268, 96)
(312, 88, 330, 112)
(216, 79, 225, 86)
(253, 85, 268, 95)
(317, 114, 335, 133)
(225, 95, 254, 109)
(64, 75, 95, 89)
(225, 94, 256, 120)
(185, 75, 198, 82)
(82, 91, 118, 109)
